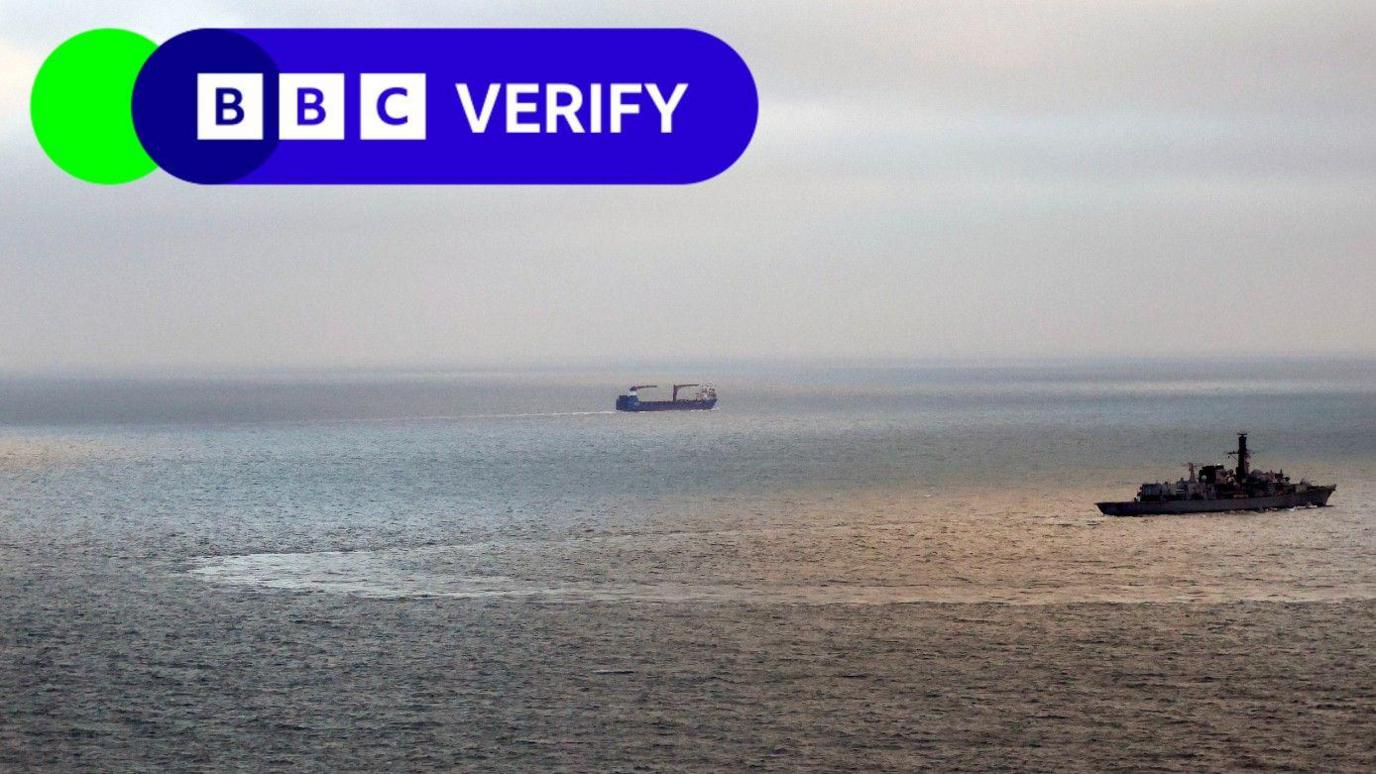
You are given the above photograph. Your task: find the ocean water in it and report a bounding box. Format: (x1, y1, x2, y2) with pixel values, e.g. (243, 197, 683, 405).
(2, 360, 1375, 771)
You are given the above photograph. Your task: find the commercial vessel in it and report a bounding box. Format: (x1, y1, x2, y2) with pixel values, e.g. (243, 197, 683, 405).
(615, 383, 717, 412)
(1097, 433, 1335, 516)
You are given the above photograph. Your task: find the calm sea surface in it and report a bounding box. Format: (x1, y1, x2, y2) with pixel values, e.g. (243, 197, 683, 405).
(3, 360, 1374, 771)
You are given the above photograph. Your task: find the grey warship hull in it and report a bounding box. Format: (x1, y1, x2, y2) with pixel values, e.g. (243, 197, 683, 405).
(1097, 486, 1334, 517)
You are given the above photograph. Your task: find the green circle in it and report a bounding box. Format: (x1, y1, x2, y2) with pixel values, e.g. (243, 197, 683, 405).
(31, 29, 157, 184)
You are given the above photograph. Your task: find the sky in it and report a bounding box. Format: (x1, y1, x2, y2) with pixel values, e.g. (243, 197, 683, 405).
(1, 1, 1374, 373)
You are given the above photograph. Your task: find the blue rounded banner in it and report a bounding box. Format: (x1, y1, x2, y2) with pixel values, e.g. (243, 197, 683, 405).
(130, 28, 758, 185)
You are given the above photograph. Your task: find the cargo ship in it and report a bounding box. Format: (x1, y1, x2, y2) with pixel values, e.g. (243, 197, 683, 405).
(615, 383, 717, 412)
(1097, 433, 1335, 516)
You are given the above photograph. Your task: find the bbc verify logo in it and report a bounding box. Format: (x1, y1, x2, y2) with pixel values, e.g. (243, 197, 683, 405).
(198, 74, 689, 141)
(32, 28, 756, 185)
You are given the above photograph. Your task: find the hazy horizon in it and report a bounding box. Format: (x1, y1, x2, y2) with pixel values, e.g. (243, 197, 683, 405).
(4, 1, 1375, 371)
(6, 352, 1376, 382)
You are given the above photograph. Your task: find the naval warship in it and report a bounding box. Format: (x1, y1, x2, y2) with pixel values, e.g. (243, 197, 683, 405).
(615, 383, 717, 412)
(1097, 433, 1335, 516)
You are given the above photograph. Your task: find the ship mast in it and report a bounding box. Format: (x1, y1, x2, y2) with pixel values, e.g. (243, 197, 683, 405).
(1234, 432, 1250, 479)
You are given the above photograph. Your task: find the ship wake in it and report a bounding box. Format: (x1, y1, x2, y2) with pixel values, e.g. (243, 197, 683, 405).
(186, 520, 1376, 606)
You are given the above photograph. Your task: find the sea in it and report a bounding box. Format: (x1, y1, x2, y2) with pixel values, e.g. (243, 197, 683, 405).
(2, 359, 1374, 771)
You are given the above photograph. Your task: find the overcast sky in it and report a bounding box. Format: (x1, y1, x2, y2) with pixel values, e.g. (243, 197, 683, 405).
(1, 1, 1374, 373)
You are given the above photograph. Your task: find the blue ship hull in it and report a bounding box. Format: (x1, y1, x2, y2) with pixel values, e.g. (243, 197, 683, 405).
(616, 397, 717, 412)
